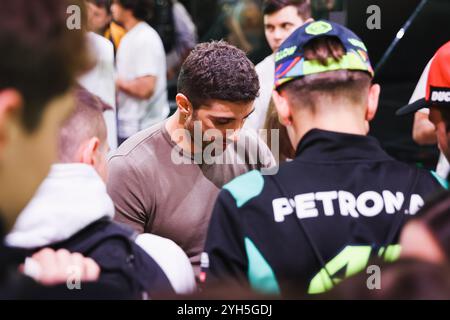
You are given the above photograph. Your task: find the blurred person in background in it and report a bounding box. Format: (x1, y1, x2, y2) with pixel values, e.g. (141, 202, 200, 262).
(397, 41, 450, 179)
(112, 0, 170, 144)
(398, 42, 450, 263)
(86, 0, 126, 54)
(410, 62, 450, 180)
(165, 0, 198, 82)
(147, 0, 197, 102)
(226, 0, 264, 56)
(83, 0, 119, 151)
(244, 0, 312, 131)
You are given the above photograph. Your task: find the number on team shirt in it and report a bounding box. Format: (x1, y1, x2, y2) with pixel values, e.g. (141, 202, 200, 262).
(308, 245, 401, 294)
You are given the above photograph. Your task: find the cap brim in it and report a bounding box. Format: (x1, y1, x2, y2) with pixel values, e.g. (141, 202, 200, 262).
(396, 98, 431, 116)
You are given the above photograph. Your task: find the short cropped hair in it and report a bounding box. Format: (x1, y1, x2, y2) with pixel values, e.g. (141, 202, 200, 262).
(177, 41, 260, 109)
(58, 86, 111, 162)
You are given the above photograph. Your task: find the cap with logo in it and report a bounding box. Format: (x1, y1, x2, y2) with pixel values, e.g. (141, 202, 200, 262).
(396, 41, 450, 116)
(274, 20, 374, 90)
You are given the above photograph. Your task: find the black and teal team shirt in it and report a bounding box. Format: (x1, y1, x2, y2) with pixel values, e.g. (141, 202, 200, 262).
(200, 129, 446, 297)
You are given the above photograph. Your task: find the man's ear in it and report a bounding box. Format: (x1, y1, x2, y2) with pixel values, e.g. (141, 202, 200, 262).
(366, 83, 380, 122)
(80, 137, 100, 165)
(175, 94, 193, 120)
(0, 89, 23, 156)
(272, 90, 292, 127)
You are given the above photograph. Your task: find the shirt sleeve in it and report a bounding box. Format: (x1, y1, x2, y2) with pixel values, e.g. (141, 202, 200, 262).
(201, 190, 249, 290)
(133, 32, 165, 79)
(107, 155, 155, 234)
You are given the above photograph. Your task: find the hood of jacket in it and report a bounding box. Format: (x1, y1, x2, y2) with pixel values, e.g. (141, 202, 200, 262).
(5, 163, 115, 249)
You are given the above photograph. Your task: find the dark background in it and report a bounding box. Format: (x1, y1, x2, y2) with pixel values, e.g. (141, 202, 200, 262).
(347, 0, 450, 168)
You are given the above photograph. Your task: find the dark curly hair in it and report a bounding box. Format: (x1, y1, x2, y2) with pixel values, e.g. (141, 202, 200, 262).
(177, 41, 260, 109)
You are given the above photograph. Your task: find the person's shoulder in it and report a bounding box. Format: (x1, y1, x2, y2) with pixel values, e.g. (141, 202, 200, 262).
(86, 32, 114, 65)
(255, 54, 275, 74)
(122, 22, 160, 47)
(222, 170, 267, 208)
(88, 32, 114, 54)
(109, 123, 167, 161)
(387, 160, 447, 190)
(52, 219, 135, 259)
(138, 22, 164, 43)
(419, 169, 448, 190)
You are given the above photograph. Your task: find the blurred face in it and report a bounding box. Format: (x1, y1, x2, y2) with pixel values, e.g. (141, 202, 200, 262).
(264, 6, 308, 52)
(400, 220, 446, 264)
(186, 99, 255, 151)
(241, 1, 263, 29)
(0, 90, 75, 231)
(111, 0, 127, 25)
(87, 2, 111, 34)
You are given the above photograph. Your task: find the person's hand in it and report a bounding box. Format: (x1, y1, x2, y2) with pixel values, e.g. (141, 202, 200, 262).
(115, 78, 124, 92)
(20, 248, 100, 286)
(413, 111, 437, 145)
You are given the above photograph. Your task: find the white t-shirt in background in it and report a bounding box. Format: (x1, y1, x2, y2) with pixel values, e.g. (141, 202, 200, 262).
(116, 22, 170, 139)
(244, 54, 275, 131)
(79, 32, 118, 151)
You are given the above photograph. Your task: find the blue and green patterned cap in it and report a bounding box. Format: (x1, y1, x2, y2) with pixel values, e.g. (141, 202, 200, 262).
(274, 20, 374, 90)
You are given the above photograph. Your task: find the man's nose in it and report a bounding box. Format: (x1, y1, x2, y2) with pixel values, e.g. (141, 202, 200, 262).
(226, 127, 241, 143)
(273, 28, 284, 41)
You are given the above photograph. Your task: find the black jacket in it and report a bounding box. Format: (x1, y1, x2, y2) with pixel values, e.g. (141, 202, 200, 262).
(0, 218, 126, 300)
(201, 129, 445, 297)
(45, 218, 174, 299)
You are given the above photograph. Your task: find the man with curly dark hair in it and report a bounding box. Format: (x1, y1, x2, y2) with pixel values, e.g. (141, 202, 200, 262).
(107, 41, 275, 276)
